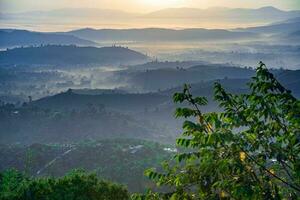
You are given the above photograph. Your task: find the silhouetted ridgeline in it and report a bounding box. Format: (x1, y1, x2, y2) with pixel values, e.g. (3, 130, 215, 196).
(2, 6, 300, 31)
(0, 45, 149, 66)
(143, 6, 300, 23)
(0, 29, 97, 48)
(236, 17, 300, 34)
(67, 28, 259, 42)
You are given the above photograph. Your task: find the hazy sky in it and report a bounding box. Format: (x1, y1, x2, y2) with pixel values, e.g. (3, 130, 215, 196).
(1, 0, 300, 13)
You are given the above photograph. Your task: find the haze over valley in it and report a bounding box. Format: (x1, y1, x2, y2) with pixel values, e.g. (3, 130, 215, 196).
(1, 0, 300, 197)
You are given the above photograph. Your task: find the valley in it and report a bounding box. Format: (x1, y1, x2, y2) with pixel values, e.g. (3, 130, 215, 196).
(1, 4, 300, 198)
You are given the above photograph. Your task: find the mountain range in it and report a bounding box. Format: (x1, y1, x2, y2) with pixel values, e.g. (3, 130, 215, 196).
(66, 28, 259, 42)
(1, 6, 300, 30)
(144, 6, 300, 22)
(237, 17, 300, 35)
(1, 16, 299, 48)
(1, 8, 137, 20)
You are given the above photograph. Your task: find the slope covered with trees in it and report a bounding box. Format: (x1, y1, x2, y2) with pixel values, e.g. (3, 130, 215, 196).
(0, 139, 173, 193)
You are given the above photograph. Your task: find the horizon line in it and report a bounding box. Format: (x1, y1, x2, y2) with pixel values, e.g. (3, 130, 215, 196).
(2, 5, 299, 15)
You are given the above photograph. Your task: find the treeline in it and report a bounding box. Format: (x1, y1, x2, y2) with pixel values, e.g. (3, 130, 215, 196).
(0, 170, 129, 200)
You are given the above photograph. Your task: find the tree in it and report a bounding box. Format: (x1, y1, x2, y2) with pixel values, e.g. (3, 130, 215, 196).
(0, 169, 28, 200)
(136, 62, 300, 199)
(0, 170, 129, 200)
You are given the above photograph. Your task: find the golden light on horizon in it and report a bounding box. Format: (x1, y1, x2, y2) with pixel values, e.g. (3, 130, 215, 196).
(139, 0, 184, 8)
(1, 0, 299, 14)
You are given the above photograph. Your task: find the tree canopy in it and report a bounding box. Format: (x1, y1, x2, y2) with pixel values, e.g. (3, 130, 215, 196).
(136, 62, 300, 199)
(0, 169, 129, 200)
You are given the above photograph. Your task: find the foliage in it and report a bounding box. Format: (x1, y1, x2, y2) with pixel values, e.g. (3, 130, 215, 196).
(136, 62, 300, 199)
(0, 169, 129, 200)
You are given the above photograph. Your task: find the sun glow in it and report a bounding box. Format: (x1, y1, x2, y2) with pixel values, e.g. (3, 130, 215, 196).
(140, 0, 184, 7)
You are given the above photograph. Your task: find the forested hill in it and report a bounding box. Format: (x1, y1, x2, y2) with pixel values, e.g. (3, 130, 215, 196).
(0, 29, 97, 48)
(0, 45, 149, 66)
(33, 90, 169, 112)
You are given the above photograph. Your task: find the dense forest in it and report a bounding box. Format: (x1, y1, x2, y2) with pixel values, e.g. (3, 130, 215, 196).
(0, 170, 129, 200)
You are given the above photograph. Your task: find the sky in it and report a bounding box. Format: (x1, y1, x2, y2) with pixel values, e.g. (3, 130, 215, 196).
(1, 0, 300, 13)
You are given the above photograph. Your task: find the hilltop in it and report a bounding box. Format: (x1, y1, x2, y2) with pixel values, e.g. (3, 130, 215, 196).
(0, 45, 149, 66)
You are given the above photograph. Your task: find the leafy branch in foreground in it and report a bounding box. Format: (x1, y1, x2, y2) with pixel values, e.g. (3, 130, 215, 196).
(134, 62, 300, 200)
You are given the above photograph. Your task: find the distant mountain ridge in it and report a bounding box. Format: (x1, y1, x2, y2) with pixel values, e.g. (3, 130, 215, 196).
(1, 6, 300, 30)
(144, 6, 300, 18)
(236, 17, 300, 34)
(0, 29, 97, 48)
(142, 6, 300, 26)
(66, 28, 259, 42)
(2, 8, 138, 20)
